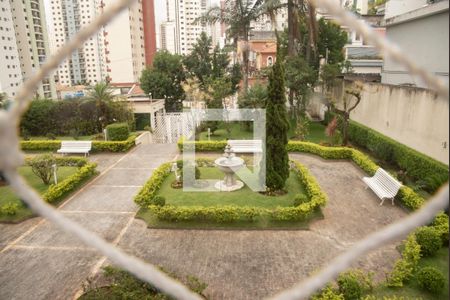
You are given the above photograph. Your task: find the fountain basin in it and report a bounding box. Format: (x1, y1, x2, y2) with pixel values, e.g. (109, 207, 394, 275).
(214, 156, 245, 192)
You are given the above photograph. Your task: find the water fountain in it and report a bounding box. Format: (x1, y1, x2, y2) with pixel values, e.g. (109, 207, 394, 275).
(214, 145, 245, 191)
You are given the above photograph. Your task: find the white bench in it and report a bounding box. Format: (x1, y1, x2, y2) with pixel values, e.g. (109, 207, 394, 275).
(57, 141, 92, 157)
(228, 139, 262, 153)
(363, 168, 402, 206)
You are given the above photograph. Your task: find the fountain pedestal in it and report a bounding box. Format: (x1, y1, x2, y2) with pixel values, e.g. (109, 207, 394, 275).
(214, 145, 245, 192)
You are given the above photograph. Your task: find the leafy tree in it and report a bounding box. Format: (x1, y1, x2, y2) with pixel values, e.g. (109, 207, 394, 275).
(318, 18, 348, 65)
(198, 0, 276, 91)
(238, 83, 267, 109)
(265, 61, 290, 192)
(140, 51, 185, 112)
(183, 32, 214, 87)
(285, 55, 318, 116)
(29, 154, 56, 185)
(0, 93, 7, 110)
(87, 82, 114, 131)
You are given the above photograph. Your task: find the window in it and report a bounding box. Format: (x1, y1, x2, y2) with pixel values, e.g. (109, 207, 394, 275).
(267, 56, 273, 66)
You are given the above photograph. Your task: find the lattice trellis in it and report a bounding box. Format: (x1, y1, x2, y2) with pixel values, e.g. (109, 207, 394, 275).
(0, 1, 448, 299)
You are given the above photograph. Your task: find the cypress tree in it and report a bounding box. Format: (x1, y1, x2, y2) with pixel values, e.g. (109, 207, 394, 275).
(265, 61, 290, 192)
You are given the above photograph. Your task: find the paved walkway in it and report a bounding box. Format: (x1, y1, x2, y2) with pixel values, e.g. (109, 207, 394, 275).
(0, 150, 408, 300)
(0, 144, 178, 300)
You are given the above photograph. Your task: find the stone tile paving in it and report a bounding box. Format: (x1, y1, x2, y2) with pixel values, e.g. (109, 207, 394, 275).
(0, 143, 178, 300)
(115, 153, 408, 300)
(0, 149, 409, 300)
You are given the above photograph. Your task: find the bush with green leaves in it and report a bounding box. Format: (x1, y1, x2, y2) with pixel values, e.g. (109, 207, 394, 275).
(0, 202, 20, 216)
(106, 122, 130, 141)
(432, 212, 449, 245)
(293, 194, 309, 206)
(29, 154, 57, 185)
(416, 266, 445, 294)
(324, 111, 449, 194)
(312, 285, 344, 300)
(134, 163, 172, 207)
(337, 270, 373, 300)
(387, 233, 421, 287)
(150, 195, 166, 207)
(414, 226, 442, 257)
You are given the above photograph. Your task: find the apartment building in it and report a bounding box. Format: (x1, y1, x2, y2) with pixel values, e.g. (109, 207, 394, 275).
(49, 0, 156, 85)
(0, 0, 23, 98)
(0, 0, 56, 99)
(163, 0, 210, 55)
(49, 0, 106, 86)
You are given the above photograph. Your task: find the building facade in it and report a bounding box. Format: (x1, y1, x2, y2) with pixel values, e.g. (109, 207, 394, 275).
(162, 0, 210, 55)
(49, 0, 156, 86)
(381, 0, 449, 87)
(0, 0, 23, 98)
(0, 0, 56, 99)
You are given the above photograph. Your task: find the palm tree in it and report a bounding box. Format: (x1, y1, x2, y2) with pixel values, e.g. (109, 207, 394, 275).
(87, 82, 114, 131)
(198, 0, 282, 92)
(0, 93, 7, 110)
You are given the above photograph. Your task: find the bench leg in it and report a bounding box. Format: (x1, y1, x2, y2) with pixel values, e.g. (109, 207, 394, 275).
(379, 198, 385, 206)
(391, 198, 395, 205)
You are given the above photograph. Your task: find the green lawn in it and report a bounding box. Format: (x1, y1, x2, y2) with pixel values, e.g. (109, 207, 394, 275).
(198, 120, 328, 144)
(0, 166, 78, 222)
(369, 247, 449, 300)
(137, 167, 321, 229)
(159, 168, 305, 208)
(198, 122, 253, 141)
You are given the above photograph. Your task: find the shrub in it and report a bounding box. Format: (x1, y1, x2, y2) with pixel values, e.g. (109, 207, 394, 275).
(46, 133, 57, 140)
(177, 138, 227, 152)
(293, 194, 309, 206)
(337, 270, 373, 300)
(106, 122, 130, 141)
(387, 233, 421, 287)
(20, 140, 62, 151)
(91, 135, 137, 152)
(29, 154, 56, 185)
(134, 163, 172, 207)
(176, 160, 200, 186)
(415, 226, 441, 257)
(416, 267, 445, 294)
(0, 202, 20, 215)
(432, 212, 449, 245)
(150, 195, 166, 207)
(312, 285, 344, 300)
(43, 163, 97, 203)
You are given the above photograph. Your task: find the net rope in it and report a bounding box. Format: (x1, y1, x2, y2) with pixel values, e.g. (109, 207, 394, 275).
(0, 0, 448, 299)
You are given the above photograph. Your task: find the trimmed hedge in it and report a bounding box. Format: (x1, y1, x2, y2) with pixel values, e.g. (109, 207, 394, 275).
(25, 156, 88, 168)
(134, 162, 172, 207)
(135, 160, 327, 223)
(43, 162, 98, 203)
(106, 123, 130, 141)
(20, 135, 137, 153)
(416, 266, 446, 294)
(177, 139, 227, 152)
(324, 112, 449, 193)
(386, 233, 422, 287)
(91, 134, 136, 152)
(288, 141, 427, 210)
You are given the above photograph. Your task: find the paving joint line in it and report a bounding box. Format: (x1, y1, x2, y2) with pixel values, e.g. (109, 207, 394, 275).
(7, 245, 97, 252)
(71, 150, 181, 300)
(1, 146, 139, 254)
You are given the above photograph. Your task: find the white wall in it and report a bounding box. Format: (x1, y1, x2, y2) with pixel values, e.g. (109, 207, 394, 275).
(385, 0, 428, 18)
(382, 9, 449, 88)
(332, 81, 449, 164)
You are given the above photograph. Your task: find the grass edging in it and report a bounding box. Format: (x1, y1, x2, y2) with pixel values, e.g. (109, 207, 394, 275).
(134, 160, 327, 224)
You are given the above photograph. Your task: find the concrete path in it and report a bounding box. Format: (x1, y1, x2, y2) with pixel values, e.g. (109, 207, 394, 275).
(0, 144, 178, 300)
(115, 153, 408, 300)
(0, 150, 408, 300)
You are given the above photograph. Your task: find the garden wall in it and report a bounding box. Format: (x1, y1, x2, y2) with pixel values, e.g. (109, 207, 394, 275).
(331, 80, 449, 164)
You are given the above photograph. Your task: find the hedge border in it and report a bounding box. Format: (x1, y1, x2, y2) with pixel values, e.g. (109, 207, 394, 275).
(324, 112, 449, 193)
(20, 134, 137, 152)
(134, 159, 328, 223)
(178, 139, 427, 211)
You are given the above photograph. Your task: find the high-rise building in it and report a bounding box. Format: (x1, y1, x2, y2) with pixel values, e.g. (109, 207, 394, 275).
(49, 0, 156, 85)
(0, 0, 23, 98)
(0, 0, 56, 99)
(49, 0, 106, 86)
(160, 21, 177, 54)
(163, 0, 210, 55)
